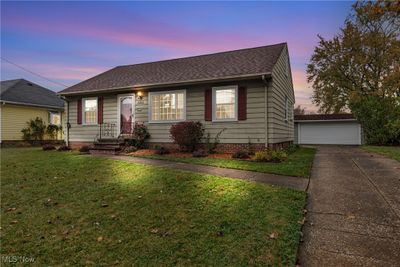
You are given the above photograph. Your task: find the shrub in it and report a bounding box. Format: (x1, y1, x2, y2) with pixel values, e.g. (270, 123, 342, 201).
(205, 128, 225, 154)
(232, 150, 250, 159)
(252, 150, 288, 162)
(286, 144, 299, 154)
(123, 146, 137, 153)
(46, 124, 62, 140)
(42, 144, 56, 151)
(193, 149, 208, 157)
(57, 145, 71, 151)
(170, 121, 204, 152)
(79, 145, 90, 153)
(271, 150, 288, 163)
(154, 145, 170, 155)
(351, 96, 400, 145)
(21, 117, 46, 142)
(130, 122, 150, 148)
(252, 151, 272, 162)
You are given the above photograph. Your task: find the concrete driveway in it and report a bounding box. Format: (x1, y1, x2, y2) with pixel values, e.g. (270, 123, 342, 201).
(299, 146, 400, 266)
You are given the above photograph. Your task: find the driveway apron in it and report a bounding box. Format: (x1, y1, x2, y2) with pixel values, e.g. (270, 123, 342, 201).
(299, 146, 400, 266)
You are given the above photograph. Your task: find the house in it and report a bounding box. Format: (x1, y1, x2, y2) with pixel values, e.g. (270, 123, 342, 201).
(58, 43, 295, 152)
(294, 114, 362, 145)
(0, 79, 64, 143)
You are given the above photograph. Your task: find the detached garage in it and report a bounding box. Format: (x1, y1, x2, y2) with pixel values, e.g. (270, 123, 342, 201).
(295, 114, 362, 145)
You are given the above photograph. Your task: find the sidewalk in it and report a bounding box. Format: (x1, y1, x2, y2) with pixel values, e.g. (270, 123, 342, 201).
(92, 154, 309, 191)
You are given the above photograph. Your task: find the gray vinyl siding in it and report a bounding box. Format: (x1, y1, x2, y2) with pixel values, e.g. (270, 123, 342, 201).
(65, 47, 295, 145)
(268, 46, 295, 144)
(68, 95, 117, 142)
(66, 80, 267, 144)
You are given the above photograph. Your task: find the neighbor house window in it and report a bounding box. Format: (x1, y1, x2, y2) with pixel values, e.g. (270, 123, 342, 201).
(49, 112, 61, 125)
(83, 98, 98, 125)
(213, 85, 238, 121)
(149, 90, 185, 122)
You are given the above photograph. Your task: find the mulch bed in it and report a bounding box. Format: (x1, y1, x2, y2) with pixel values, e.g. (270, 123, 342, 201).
(126, 149, 233, 159)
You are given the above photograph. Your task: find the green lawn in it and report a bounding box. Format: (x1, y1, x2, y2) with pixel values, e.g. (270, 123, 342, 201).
(362, 145, 400, 162)
(134, 147, 316, 178)
(1, 148, 306, 266)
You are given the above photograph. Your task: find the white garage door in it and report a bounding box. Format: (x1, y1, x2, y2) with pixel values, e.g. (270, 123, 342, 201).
(298, 122, 361, 145)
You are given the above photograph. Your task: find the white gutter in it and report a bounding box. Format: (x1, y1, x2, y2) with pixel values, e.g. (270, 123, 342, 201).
(0, 100, 64, 110)
(294, 119, 357, 122)
(58, 72, 272, 96)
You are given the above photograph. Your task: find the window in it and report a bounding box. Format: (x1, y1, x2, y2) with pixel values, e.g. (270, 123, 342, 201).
(49, 112, 61, 125)
(285, 96, 289, 121)
(149, 90, 185, 122)
(213, 86, 238, 121)
(83, 98, 98, 125)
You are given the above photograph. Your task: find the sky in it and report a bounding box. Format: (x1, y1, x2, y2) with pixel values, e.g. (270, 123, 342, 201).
(1, 1, 353, 112)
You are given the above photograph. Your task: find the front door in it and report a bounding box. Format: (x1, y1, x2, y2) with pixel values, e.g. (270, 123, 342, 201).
(118, 94, 135, 135)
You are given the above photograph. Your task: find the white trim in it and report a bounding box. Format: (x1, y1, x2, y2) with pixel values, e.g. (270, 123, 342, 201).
(148, 90, 186, 123)
(212, 85, 238, 122)
(0, 100, 64, 110)
(82, 97, 98, 125)
(294, 119, 357, 123)
(117, 93, 136, 136)
(58, 72, 272, 96)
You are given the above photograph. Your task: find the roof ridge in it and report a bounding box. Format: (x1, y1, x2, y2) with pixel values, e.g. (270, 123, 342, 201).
(116, 42, 287, 68)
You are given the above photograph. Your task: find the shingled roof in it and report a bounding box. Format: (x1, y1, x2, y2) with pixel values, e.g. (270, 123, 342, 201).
(59, 43, 286, 95)
(294, 114, 355, 121)
(1, 79, 64, 109)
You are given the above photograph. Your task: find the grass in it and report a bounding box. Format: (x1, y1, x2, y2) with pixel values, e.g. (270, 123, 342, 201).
(1, 148, 306, 266)
(134, 147, 316, 178)
(362, 145, 400, 162)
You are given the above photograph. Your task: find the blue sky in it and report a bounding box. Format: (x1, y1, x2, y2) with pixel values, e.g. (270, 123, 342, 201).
(1, 1, 353, 111)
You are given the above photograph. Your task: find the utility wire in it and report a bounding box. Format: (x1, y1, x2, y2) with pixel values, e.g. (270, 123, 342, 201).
(1, 57, 69, 88)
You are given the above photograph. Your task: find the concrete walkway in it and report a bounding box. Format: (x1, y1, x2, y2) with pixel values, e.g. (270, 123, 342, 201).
(298, 146, 400, 267)
(93, 154, 309, 191)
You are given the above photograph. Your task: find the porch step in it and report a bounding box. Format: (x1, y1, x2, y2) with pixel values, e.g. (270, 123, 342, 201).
(91, 138, 126, 155)
(89, 146, 122, 155)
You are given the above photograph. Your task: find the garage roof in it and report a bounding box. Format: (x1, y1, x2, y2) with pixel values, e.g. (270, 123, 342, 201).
(295, 114, 355, 121)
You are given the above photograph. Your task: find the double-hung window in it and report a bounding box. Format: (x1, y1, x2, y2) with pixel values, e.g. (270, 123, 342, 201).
(49, 112, 61, 125)
(83, 97, 98, 125)
(149, 90, 185, 122)
(213, 85, 238, 121)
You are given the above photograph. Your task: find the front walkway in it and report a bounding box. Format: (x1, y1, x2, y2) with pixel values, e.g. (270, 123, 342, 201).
(299, 146, 400, 266)
(93, 154, 309, 191)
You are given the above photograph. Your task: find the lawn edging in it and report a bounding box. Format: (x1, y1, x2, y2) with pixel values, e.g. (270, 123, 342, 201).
(128, 147, 316, 178)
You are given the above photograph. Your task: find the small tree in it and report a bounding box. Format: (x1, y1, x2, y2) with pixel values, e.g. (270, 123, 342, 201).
(350, 96, 400, 145)
(294, 105, 306, 115)
(131, 122, 150, 149)
(21, 117, 47, 142)
(46, 124, 62, 140)
(170, 121, 204, 152)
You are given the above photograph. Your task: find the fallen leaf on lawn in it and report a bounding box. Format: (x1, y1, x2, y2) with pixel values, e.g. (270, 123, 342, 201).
(110, 214, 117, 219)
(347, 214, 356, 220)
(94, 222, 100, 226)
(62, 230, 69, 235)
(269, 232, 277, 239)
(97, 236, 103, 242)
(150, 228, 159, 234)
(216, 231, 224, 237)
(10, 220, 18, 224)
(138, 196, 142, 199)
(303, 209, 308, 214)
(101, 203, 109, 207)
(6, 207, 16, 212)
(298, 217, 306, 225)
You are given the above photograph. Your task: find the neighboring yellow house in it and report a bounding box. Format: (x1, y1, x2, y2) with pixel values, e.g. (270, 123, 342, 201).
(0, 79, 64, 143)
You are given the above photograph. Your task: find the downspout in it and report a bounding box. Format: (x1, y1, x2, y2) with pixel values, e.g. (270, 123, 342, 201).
(262, 75, 269, 148)
(60, 96, 70, 147)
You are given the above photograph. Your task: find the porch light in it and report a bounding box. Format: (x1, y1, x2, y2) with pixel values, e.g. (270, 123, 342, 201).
(137, 91, 143, 100)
